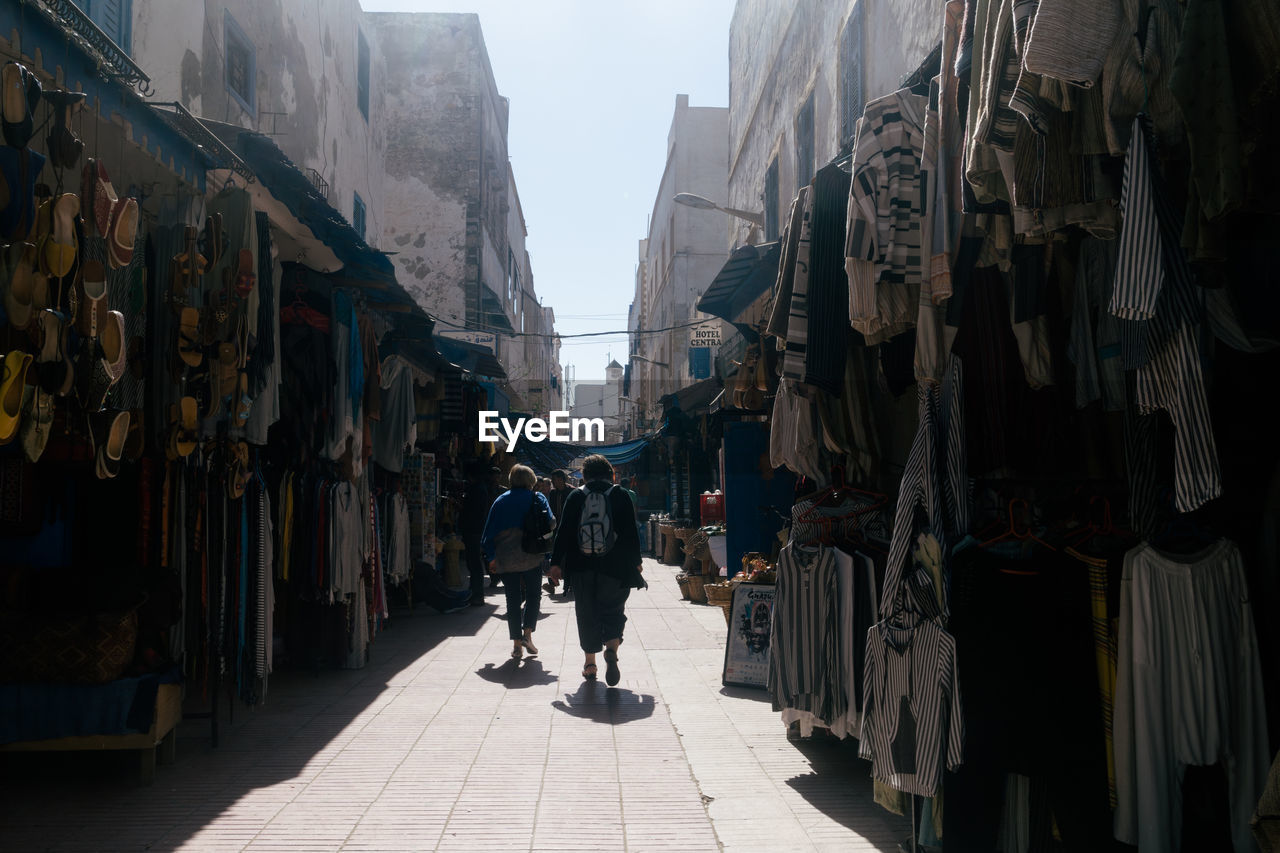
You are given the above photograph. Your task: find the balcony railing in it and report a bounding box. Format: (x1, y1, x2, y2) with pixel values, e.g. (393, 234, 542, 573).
(30, 0, 153, 94)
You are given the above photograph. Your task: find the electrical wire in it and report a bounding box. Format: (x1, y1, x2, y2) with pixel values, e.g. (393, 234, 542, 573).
(431, 313, 713, 340)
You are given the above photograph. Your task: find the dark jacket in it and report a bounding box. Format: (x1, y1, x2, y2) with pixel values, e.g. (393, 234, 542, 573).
(549, 485, 573, 522)
(550, 482, 645, 588)
(481, 488, 554, 573)
(461, 482, 494, 541)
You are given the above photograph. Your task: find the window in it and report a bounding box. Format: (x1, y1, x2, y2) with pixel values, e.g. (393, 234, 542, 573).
(224, 12, 256, 116)
(352, 193, 366, 240)
(764, 156, 780, 241)
(72, 0, 132, 53)
(357, 30, 370, 121)
(688, 347, 711, 380)
(796, 91, 815, 189)
(839, 4, 866, 149)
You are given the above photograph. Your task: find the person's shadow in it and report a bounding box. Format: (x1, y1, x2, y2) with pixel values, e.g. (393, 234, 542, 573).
(475, 658, 559, 688)
(551, 680, 656, 724)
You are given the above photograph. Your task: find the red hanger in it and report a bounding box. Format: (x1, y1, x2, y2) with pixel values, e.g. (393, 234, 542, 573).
(980, 498, 1056, 552)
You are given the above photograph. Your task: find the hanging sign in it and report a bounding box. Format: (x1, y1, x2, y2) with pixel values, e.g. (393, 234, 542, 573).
(689, 323, 721, 347)
(722, 583, 776, 688)
(438, 329, 497, 350)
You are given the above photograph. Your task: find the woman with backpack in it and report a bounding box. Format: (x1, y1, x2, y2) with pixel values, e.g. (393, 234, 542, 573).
(481, 464, 555, 660)
(548, 454, 645, 685)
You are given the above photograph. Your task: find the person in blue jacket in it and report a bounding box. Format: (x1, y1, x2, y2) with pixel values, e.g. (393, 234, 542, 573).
(482, 464, 554, 660)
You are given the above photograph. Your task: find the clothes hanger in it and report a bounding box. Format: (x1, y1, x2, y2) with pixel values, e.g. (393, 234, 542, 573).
(980, 498, 1056, 552)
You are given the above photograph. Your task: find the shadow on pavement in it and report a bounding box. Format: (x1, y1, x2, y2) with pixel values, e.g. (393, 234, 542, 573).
(475, 657, 559, 687)
(718, 684, 771, 702)
(782, 738, 911, 852)
(0, 602, 492, 852)
(551, 680, 657, 724)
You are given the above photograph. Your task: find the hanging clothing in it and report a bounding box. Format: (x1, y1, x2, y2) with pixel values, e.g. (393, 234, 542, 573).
(845, 89, 930, 345)
(1112, 539, 1269, 853)
(859, 615, 964, 797)
(803, 164, 853, 395)
(780, 187, 815, 383)
(767, 189, 809, 343)
(372, 356, 417, 473)
(769, 544, 846, 729)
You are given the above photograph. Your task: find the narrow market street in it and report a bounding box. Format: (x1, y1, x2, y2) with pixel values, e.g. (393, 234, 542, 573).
(0, 559, 907, 853)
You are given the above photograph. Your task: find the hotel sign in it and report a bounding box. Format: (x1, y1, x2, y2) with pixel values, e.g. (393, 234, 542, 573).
(689, 323, 721, 347)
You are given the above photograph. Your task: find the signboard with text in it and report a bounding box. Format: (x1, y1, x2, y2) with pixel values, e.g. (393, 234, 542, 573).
(437, 328, 497, 349)
(689, 323, 721, 348)
(722, 583, 776, 689)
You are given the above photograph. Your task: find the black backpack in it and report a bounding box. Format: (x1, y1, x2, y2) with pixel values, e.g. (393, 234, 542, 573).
(521, 493, 553, 554)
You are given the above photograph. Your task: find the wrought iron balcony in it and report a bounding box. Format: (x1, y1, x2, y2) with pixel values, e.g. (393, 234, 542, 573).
(27, 0, 153, 95)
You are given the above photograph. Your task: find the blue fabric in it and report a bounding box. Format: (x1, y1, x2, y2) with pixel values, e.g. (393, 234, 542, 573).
(0, 668, 181, 745)
(333, 290, 364, 418)
(481, 488, 552, 563)
(588, 438, 652, 466)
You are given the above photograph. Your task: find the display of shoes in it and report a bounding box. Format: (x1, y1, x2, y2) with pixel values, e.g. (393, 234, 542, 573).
(1, 62, 41, 150)
(0, 349, 33, 445)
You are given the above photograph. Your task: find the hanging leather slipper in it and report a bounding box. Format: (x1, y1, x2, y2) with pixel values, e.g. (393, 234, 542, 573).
(92, 159, 120, 240)
(203, 213, 224, 267)
(0, 349, 33, 445)
(172, 396, 198, 459)
(93, 409, 130, 479)
(44, 192, 79, 278)
(107, 196, 138, 270)
(226, 440, 249, 500)
(19, 383, 53, 462)
(42, 89, 85, 170)
(3, 241, 35, 330)
(232, 371, 252, 427)
(1, 62, 40, 150)
(216, 341, 238, 397)
(178, 307, 202, 368)
(100, 309, 126, 383)
(75, 259, 107, 339)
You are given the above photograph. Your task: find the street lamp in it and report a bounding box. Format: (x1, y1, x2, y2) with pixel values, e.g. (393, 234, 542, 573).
(673, 192, 765, 226)
(630, 354, 670, 368)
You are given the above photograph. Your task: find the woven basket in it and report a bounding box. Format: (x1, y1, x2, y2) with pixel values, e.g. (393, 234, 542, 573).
(662, 532, 683, 565)
(685, 573, 707, 604)
(676, 573, 693, 601)
(719, 601, 733, 624)
(704, 582, 734, 606)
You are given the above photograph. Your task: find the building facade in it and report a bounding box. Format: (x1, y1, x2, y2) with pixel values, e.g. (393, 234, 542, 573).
(132, 0, 389, 250)
(629, 95, 729, 433)
(726, 0, 937, 253)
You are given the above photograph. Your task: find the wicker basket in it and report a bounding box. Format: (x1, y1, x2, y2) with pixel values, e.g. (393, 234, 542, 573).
(662, 531, 683, 565)
(719, 602, 733, 624)
(704, 581, 735, 606)
(676, 573, 693, 601)
(685, 573, 707, 604)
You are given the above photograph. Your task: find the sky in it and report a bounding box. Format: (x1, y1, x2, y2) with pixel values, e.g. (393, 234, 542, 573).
(362, 0, 737, 381)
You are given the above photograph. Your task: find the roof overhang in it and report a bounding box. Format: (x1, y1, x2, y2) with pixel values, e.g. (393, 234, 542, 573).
(695, 241, 781, 323)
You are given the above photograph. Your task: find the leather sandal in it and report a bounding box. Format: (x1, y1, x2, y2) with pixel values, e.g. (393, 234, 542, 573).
(19, 383, 53, 462)
(178, 307, 203, 368)
(3, 241, 35, 330)
(226, 440, 250, 499)
(1, 62, 40, 150)
(0, 349, 32, 445)
(43, 192, 78, 278)
(93, 409, 130, 479)
(234, 248, 255, 297)
(43, 89, 86, 170)
(603, 648, 620, 686)
(76, 259, 107, 339)
(107, 196, 138, 270)
(582, 663, 598, 681)
(90, 159, 119, 240)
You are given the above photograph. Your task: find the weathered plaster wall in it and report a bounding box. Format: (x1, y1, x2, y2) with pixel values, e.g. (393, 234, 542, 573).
(132, 0, 388, 249)
(727, 0, 938, 249)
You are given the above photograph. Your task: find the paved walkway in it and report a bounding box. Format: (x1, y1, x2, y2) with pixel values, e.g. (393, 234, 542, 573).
(0, 558, 908, 852)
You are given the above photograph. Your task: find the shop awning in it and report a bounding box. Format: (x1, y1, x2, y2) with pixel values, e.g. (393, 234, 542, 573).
(513, 440, 581, 474)
(435, 338, 507, 380)
(205, 124, 406, 299)
(695, 241, 780, 324)
(582, 437, 652, 467)
(660, 377, 723, 416)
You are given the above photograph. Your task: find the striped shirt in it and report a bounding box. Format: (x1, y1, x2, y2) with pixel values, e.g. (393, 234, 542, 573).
(859, 616, 964, 797)
(1111, 116, 1221, 513)
(766, 189, 808, 343)
(781, 188, 815, 382)
(845, 90, 929, 344)
(769, 544, 845, 726)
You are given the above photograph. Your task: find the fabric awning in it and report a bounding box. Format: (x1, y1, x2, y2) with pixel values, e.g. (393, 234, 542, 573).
(583, 438, 652, 467)
(695, 241, 780, 323)
(435, 338, 507, 379)
(659, 377, 723, 416)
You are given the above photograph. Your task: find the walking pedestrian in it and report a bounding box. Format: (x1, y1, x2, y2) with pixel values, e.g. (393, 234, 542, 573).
(548, 454, 644, 685)
(482, 464, 554, 660)
(545, 469, 575, 596)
